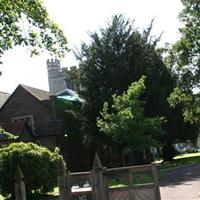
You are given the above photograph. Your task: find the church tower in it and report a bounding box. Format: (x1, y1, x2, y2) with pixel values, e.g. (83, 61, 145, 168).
(47, 59, 67, 94)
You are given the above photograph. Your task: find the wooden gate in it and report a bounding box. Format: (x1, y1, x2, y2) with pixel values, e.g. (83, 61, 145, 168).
(105, 164, 160, 200)
(58, 154, 161, 200)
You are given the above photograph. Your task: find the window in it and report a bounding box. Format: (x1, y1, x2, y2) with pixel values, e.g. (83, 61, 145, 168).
(11, 115, 34, 131)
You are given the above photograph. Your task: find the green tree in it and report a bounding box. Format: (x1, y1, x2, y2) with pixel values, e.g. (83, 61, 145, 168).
(54, 96, 90, 171)
(167, 0, 200, 123)
(97, 77, 164, 163)
(0, 0, 68, 59)
(76, 15, 179, 162)
(0, 142, 64, 197)
(65, 66, 82, 91)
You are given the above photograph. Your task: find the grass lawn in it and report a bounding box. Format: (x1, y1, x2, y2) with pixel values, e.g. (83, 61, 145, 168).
(154, 152, 200, 181)
(174, 152, 200, 159)
(110, 152, 200, 188)
(157, 152, 200, 171)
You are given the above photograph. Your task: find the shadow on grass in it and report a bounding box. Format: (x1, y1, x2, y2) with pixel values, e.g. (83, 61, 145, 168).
(158, 155, 200, 187)
(157, 155, 200, 171)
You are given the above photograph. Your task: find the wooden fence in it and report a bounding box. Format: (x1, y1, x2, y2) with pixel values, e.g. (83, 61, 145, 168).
(15, 154, 161, 200)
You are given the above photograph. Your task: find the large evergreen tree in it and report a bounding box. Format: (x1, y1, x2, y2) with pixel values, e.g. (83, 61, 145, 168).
(76, 15, 196, 162)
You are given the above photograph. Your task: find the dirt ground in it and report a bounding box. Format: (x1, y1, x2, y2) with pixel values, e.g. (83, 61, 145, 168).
(160, 164, 200, 200)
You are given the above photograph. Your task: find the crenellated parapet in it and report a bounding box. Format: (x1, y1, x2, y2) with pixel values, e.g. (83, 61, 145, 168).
(47, 58, 60, 68)
(47, 58, 66, 94)
(46, 59, 81, 93)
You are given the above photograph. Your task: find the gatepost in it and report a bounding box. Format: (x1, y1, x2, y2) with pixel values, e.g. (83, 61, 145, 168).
(57, 161, 71, 200)
(92, 153, 108, 200)
(14, 166, 26, 200)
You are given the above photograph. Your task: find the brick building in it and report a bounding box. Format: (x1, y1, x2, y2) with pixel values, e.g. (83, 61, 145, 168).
(0, 84, 91, 171)
(0, 84, 58, 150)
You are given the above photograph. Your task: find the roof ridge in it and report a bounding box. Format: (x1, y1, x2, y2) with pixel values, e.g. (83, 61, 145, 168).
(19, 84, 53, 101)
(20, 84, 50, 93)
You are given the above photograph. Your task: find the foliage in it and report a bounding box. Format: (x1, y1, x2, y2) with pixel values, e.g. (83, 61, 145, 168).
(54, 95, 89, 171)
(75, 14, 197, 164)
(64, 66, 82, 91)
(55, 95, 82, 143)
(0, 142, 64, 197)
(0, 0, 68, 58)
(196, 133, 200, 149)
(76, 15, 175, 152)
(167, 0, 200, 123)
(97, 76, 165, 153)
(0, 129, 18, 140)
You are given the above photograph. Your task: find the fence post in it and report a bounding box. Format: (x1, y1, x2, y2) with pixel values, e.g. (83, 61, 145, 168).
(14, 166, 26, 200)
(128, 171, 135, 200)
(92, 153, 108, 200)
(57, 161, 71, 200)
(151, 164, 161, 200)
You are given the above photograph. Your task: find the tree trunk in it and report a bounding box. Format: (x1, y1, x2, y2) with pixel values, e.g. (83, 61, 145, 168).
(162, 143, 176, 161)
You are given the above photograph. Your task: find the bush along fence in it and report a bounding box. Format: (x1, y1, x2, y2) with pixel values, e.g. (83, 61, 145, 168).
(15, 154, 161, 200)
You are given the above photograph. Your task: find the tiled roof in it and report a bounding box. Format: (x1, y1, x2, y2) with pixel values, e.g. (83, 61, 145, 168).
(0, 92, 10, 107)
(20, 84, 53, 101)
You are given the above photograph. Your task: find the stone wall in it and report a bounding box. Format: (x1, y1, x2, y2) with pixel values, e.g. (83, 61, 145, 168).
(47, 59, 67, 94)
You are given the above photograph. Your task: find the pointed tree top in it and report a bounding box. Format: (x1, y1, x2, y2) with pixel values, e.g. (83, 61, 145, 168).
(15, 166, 24, 181)
(93, 153, 103, 170)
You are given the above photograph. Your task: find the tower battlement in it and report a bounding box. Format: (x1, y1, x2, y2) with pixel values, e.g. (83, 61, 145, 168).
(46, 59, 80, 94)
(47, 58, 66, 94)
(47, 58, 60, 68)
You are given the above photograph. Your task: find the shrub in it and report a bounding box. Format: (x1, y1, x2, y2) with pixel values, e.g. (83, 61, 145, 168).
(0, 142, 65, 197)
(0, 129, 18, 140)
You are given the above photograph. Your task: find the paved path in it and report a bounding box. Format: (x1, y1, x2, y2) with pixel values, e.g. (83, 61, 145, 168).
(160, 164, 200, 200)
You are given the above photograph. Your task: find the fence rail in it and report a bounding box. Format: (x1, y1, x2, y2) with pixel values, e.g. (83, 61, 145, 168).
(15, 154, 161, 200)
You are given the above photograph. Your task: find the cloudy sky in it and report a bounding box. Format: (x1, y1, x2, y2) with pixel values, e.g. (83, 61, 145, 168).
(0, 0, 183, 93)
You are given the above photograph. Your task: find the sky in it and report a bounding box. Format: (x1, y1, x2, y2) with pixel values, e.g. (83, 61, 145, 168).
(0, 0, 183, 94)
